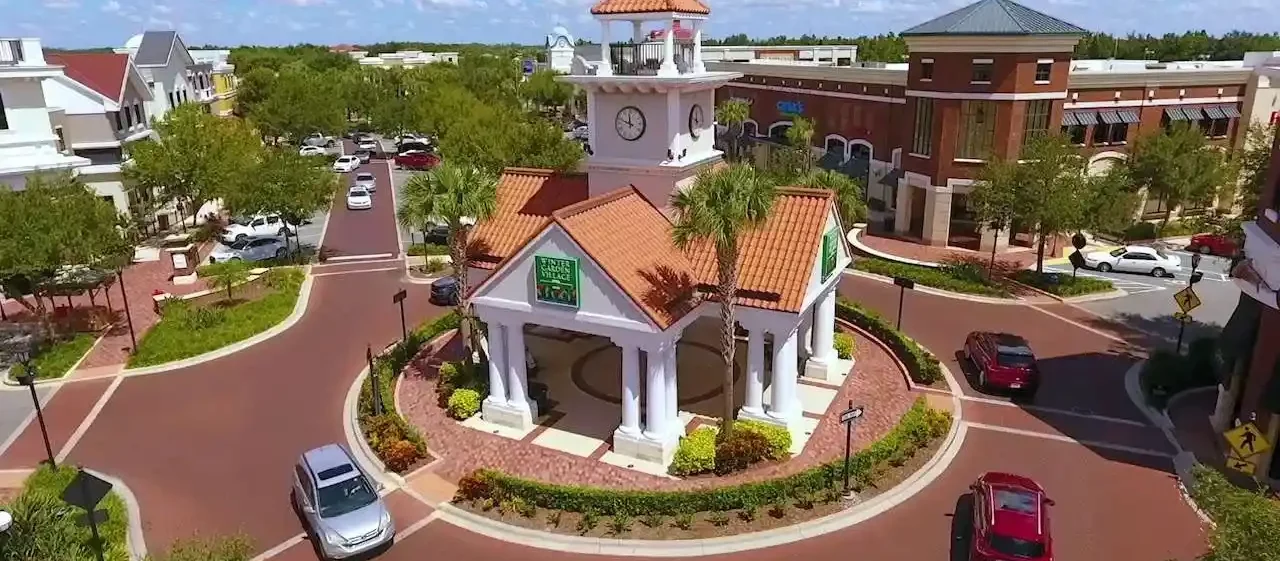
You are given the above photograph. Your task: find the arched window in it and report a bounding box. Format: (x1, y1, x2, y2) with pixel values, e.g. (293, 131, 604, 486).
(768, 121, 793, 141)
(742, 120, 759, 138)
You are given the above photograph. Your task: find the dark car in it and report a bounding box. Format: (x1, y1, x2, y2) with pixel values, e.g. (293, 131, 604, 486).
(396, 141, 432, 155)
(963, 331, 1039, 396)
(1187, 233, 1239, 257)
(969, 472, 1054, 561)
(353, 149, 373, 163)
(430, 276, 459, 305)
(422, 224, 449, 244)
(395, 151, 440, 171)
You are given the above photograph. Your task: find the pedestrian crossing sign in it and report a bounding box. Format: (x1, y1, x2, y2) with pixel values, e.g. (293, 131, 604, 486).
(1174, 286, 1202, 314)
(1225, 451, 1257, 476)
(1224, 422, 1271, 459)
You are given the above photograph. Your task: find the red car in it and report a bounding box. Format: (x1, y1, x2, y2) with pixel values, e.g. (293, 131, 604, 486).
(394, 151, 440, 171)
(969, 472, 1054, 561)
(963, 332, 1039, 396)
(1187, 233, 1239, 257)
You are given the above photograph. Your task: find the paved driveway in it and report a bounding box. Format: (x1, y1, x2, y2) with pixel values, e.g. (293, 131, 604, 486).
(320, 140, 402, 260)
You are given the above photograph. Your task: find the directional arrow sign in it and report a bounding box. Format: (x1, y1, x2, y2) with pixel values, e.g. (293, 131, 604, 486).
(1174, 286, 1202, 314)
(1226, 452, 1257, 476)
(840, 406, 865, 424)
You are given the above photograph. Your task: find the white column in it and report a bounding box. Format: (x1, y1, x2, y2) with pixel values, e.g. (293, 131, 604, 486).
(667, 89, 681, 160)
(659, 19, 677, 76)
(620, 345, 641, 435)
(799, 315, 813, 359)
(811, 288, 837, 364)
(485, 323, 507, 405)
(742, 328, 765, 415)
(692, 20, 705, 73)
(768, 327, 799, 422)
(598, 22, 613, 76)
(506, 322, 529, 410)
(632, 21, 644, 43)
(665, 342, 680, 435)
(586, 90, 597, 152)
(643, 345, 667, 440)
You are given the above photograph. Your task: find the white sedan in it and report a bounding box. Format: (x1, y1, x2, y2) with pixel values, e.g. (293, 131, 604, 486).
(356, 138, 379, 151)
(332, 155, 361, 173)
(298, 145, 326, 157)
(1084, 245, 1182, 277)
(346, 187, 372, 210)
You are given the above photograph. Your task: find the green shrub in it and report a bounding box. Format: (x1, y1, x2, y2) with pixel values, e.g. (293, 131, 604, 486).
(0, 466, 129, 561)
(707, 511, 729, 526)
(1141, 340, 1219, 409)
(672, 511, 694, 529)
(1009, 270, 1113, 297)
(180, 306, 228, 330)
(407, 243, 450, 256)
(148, 535, 255, 561)
(447, 388, 482, 419)
(833, 332, 855, 360)
(1188, 464, 1280, 560)
(669, 427, 717, 476)
(640, 513, 664, 528)
(737, 420, 792, 461)
(853, 257, 1010, 297)
(835, 298, 943, 385)
(714, 429, 772, 475)
(606, 513, 633, 535)
(9, 333, 97, 381)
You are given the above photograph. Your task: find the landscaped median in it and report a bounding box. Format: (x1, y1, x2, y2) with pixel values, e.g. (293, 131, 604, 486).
(835, 297, 944, 387)
(852, 256, 1011, 298)
(1006, 270, 1115, 299)
(8, 332, 98, 381)
(127, 267, 306, 368)
(1187, 464, 1280, 560)
(450, 398, 951, 538)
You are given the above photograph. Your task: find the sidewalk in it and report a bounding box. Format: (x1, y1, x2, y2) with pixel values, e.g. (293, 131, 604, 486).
(1166, 388, 1224, 469)
(857, 232, 1041, 269)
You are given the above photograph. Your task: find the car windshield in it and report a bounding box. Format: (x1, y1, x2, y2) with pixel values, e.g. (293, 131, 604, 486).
(315, 474, 378, 518)
(356, 174, 374, 181)
(225, 239, 251, 250)
(1155, 248, 1170, 259)
(349, 189, 368, 196)
(1109, 248, 1127, 257)
(996, 352, 1036, 368)
(988, 533, 1046, 558)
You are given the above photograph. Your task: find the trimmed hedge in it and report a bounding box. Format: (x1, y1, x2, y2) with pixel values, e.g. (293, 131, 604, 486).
(448, 388, 482, 419)
(1189, 464, 1280, 561)
(1009, 270, 1113, 297)
(853, 256, 1010, 297)
(669, 426, 717, 476)
(459, 397, 951, 515)
(835, 298, 943, 385)
(834, 332, 855, 360)
(738, 419, 792, 461)
(1140, 338, 1218, 409)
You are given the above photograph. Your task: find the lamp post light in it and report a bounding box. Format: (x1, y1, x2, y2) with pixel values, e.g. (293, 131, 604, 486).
(5, 336, 56, 468)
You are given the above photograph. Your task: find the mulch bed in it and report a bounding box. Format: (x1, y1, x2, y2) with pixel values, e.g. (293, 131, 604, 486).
(408, 265, 454, 280)
(396, 452, 437, 476)
(454, 435, 944, 539)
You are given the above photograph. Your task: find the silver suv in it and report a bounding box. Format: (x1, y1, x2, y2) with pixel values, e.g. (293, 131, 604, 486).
(292, 444, 394, 559)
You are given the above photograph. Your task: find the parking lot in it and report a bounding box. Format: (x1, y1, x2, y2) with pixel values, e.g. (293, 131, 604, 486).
(1045, 245, 1239, 344)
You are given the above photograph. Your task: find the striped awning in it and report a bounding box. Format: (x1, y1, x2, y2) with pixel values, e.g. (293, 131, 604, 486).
(1073, 111, 1099, 126)
(1203, 106, 1226, 120)
(1062, 111, 1080, 127)
(1117, 110, 1140, 124)
(1220, 105, 1242, 118)
(1165, 107, 1189, 120)
(1181, 107, 1205, 120)
(1098, 110, 1123, 125)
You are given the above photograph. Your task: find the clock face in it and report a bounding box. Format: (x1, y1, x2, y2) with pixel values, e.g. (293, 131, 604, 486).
(615, 106, 646, 141)
(688, 104, 705, 139)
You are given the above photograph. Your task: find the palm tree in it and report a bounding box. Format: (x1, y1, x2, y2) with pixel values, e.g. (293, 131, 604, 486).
(783, 116, 816, 173)
(397, 162, 499, 360)
(670, 164, 777, 438)
(797, 169, 867, 230)
(716, 100, 750, 162)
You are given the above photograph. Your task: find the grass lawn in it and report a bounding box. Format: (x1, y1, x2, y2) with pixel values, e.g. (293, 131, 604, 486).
(852, 256, 1011, 298)
(0, 465, 129, 561)
(127, 268, 305, 368)
(10, 333, 98, 380)
(1009, 270, 1114, 297)
(406, 243, 449, 256)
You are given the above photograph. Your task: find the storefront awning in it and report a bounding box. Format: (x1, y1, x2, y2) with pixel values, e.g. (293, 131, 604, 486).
(1072, 110, 1099, 126)
(1182, 107, 1205, 120)
(1062, 111, 1079, 127)
(1165, 107, 1190, 121)
(1203, 106, 1225, 120)
(1220, 105, 1242, 118)
(1117, 110, 1140, 124)
(1098, 110, 1122, 125)
(1217, 292, 1263, 383)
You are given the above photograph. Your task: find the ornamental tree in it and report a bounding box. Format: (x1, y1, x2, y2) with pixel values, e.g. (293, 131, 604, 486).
(221, 148, 336, 253)
(1126, 121, 1233, 226)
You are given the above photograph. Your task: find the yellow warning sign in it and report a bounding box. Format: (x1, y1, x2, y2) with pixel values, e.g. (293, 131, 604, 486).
(1174, 286, 1202, 314)
(1224, 422, 1271, 459)
(1226, 452, 1257, 476)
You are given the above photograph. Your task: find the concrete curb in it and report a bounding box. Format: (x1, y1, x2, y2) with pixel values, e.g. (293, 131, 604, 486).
(847, 227, 942, 268)
(840, 269, 1023, 305)
(1003, 276, 1129, 305)
(119, 266, 315, 378)
(82, 467, 149, 561)
(1121, 360, 1215, 526)
(2, 329, 109, 388)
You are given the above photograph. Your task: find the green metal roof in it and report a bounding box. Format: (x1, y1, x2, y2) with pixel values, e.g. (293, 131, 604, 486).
(902, 0, 1086, 37)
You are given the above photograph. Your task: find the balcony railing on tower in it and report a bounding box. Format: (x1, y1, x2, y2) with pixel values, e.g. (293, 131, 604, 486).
(608, 41, 696, 76)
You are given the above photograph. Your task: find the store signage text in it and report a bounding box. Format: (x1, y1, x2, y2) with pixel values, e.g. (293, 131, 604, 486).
(777, 100, 805, 115)
(821, 228, 838, 282)
(534, 255, 581, 308)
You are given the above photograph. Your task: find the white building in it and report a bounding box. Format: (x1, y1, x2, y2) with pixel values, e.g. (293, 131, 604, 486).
(344, 50, 459, 68)
(464, 0, 852, 466)
(0, 38, 90, 191)
(116, 31, 213, 121)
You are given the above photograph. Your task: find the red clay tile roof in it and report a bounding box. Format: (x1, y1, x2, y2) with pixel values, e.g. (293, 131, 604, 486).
(686, 188, 835, 313)
(45, 53, 130, 103)
(467, 168, 590, 270)
(554, 187, 699, 329)
(590, 0, 710, 15)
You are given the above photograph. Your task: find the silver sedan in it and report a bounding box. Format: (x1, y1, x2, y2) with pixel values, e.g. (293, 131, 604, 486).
(208, 236, 288, 263)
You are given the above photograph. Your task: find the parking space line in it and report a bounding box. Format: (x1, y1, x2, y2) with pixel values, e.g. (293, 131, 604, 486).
(248, 533, 307, 561)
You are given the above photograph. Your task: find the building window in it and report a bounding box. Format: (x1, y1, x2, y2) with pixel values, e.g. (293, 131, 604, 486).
(1093, 122, 1128, 145)
(1022, 99, 1051, 145)
(124, 106, 134, 127)
(54, 127, 66, 153)
(920, 59, 934, 81)
(1034, 61, 1052, 82)
(1201, 117, 1230, 138)
(74, 147, 124, 166)
(168, 92, 175, 107)
(133, 103, 143, 125)
(1143, 196, 1169, 217)
(113, 111, 124, 131)
(0, 92, 8, 130)
(911, 98, 934, 156)
(956, 100, 996, 160)
(971, 60, 993, 83)
(1062, 125, 1088, 145)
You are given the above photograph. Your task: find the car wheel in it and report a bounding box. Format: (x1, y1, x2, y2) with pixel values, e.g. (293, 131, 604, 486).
(278, 227, 288, 236)
(1097, 262, 1112, 272)
(1151, 267, 1166, 277)
(275, 248, 287, 258)
(235, 233, 247, 242)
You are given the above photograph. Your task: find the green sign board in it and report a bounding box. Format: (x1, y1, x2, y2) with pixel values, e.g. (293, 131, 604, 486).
(821, 228, 839, 282)
(534, 255, 580, 308)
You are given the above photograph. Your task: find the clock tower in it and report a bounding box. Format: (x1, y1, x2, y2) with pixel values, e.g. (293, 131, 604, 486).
(560, 0, 742, 209)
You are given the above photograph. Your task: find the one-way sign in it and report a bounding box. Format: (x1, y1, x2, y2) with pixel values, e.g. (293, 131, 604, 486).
(840, 406, 865, 424)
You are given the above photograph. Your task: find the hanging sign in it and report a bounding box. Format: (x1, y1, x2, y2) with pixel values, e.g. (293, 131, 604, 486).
(821, 228, 839, 282)
(534, 255, 580, 308)
(777, 100, 804, 115)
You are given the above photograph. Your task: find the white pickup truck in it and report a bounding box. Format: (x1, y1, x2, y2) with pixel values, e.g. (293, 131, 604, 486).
(302, 133, 337, 147)
(221, 214, 298, 243)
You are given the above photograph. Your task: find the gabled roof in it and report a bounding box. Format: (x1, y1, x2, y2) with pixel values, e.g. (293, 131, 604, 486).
(467, 168, 591, 270)
(45, 53, 130, 103)
(134, 30, 179, 67)
(901, 0, 1086, 36)
(590, 0, 710, 16)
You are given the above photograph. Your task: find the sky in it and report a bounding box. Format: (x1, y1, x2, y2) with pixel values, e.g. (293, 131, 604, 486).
(4, 0, 1280, 51)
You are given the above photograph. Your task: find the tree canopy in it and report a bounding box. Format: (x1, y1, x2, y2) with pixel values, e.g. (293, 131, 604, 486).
(1126, 122, 1234, 225)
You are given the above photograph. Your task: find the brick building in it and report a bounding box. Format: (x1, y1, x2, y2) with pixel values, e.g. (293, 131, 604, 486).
(714, 0, 1277, 252)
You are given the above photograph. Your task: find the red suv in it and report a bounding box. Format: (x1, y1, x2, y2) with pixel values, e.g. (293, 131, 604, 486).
(970, 472, 1054, 561)
(1187, 233, 1239, 257)
(963, 332, 1039, 396)
(394, 151, 440, 171)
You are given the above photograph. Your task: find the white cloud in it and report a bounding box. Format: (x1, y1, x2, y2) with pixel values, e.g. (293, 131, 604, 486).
(44, 0, 79, 9)
(155, 4, 172, 13)
(100, 0, 120, 12)
(288, 0, 331, 5)
(147, 16, 173, 28)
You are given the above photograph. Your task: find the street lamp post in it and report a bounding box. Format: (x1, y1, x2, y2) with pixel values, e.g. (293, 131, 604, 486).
(6, 337, 57, 468)
(116, 268, 137, 352)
